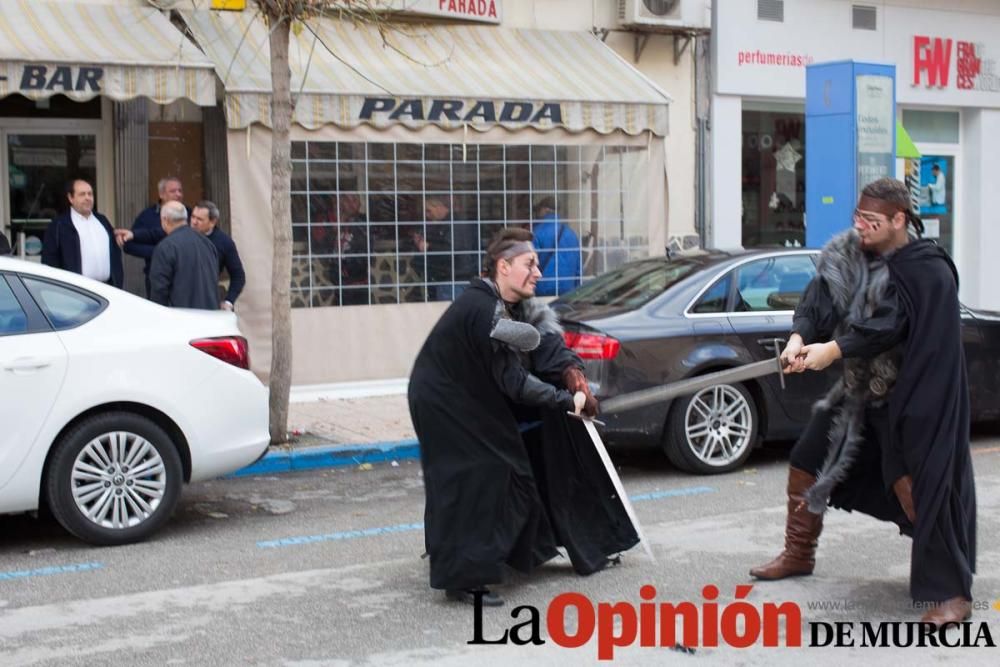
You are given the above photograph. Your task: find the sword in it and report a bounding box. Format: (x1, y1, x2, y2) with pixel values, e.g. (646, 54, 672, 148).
(601, 343, 788, 415)
(567, 411, 656, 563)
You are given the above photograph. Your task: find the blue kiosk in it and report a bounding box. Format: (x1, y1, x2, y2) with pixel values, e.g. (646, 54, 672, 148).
(805, 61, 896, 248)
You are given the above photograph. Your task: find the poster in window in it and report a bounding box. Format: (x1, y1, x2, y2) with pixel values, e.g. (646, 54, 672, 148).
(917, 155, 953, 254)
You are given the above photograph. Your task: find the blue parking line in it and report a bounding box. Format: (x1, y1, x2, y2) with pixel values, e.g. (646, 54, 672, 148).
(257, 522, 424, 549)
(0, 561, 104, 581)
(630, 486, 716, 502)
(255, 487, 715, 550)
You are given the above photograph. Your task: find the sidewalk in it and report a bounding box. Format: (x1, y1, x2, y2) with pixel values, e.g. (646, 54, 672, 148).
(233, 393, 419, 476)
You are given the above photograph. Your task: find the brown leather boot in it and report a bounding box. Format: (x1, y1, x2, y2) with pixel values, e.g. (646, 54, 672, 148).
(920, 597, 972, 626)
(750, 467, 823, 580)
(892, 475, 916, 523)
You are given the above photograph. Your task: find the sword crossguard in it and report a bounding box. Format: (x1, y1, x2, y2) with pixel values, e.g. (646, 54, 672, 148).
(566, 411, 607, 427)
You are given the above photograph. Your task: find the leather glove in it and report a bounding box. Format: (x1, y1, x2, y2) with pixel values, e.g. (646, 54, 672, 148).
(563, 367, 599, 417)
(561, 366, 589, 394)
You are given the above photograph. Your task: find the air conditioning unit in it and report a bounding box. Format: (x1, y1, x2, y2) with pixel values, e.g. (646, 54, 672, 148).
(617, 0, 710, 31)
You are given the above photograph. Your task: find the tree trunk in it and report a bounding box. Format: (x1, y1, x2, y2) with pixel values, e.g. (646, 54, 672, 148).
(268, 16, 293, 445)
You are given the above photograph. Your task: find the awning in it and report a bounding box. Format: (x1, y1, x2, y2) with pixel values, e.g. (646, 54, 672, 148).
(0, 0, 216, 106)
(896, 121, 921, 159)
(178, 9, 671, 135)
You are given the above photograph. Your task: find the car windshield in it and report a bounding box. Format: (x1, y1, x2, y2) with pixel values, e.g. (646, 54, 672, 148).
(559, 258, 702, 308)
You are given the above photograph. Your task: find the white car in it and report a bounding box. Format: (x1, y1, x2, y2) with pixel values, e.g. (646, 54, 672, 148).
(0, 257, 269, 545)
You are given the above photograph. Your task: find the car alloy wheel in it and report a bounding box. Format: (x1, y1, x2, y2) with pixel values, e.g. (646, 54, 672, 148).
(47, 411, 182, 545)
(683, 384, 754, 467)
(664, 381, 759, 474)
(70, 432, 166, 530)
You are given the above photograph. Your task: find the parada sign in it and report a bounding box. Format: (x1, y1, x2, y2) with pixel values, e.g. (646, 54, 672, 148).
(384, 0, 501, 24)
(360, 97, 563, 125)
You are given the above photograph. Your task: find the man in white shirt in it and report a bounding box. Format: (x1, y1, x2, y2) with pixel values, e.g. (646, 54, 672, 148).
(42, 178, 123, 287)
(928, 164, 946, 207)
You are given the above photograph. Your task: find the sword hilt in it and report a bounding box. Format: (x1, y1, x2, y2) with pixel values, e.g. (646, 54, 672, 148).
(775, 340, 787, 391)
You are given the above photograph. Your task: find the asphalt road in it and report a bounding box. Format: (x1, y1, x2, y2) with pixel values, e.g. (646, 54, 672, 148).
(2, 434, 999, 666)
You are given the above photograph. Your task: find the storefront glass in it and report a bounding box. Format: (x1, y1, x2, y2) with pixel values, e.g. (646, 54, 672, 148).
(6, 133, 97, 257)
(741, 109, 806, 247)
(289, 141, 650, 307)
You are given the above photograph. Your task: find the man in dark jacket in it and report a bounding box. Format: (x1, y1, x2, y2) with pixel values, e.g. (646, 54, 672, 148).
(41, 178, 123, 287)
(0, 231, 10, 255)
(749, 178, 976, 627)
(124, 176, 187, 296)
(190, 200, 246, 310)
(147, 201, 219, 310)
(408, 227, 636, 607)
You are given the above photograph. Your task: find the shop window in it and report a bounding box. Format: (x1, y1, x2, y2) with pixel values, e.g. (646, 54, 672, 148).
(901, 110, 960, 144)
(6, 134, 97, 257)
(288, 141, 651, 307)
(741, 109, 806, 248)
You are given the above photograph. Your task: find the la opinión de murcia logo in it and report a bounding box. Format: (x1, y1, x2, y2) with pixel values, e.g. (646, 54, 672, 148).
(464, 585, 997, 659)
(913, 36, 1000, 92)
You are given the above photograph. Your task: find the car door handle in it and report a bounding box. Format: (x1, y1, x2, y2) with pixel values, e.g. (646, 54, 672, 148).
(756, 337, 786, 349)
(757, 338, 787, 353)
(3, 357, 52, 372)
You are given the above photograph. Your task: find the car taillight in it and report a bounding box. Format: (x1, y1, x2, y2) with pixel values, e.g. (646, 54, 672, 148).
(563, 331, 620, 360)
(190, 336, 250, 370)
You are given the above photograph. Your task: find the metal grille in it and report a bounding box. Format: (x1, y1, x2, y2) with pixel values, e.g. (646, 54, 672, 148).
(643, 0, 679, 16)
(757, 0, 784, 22)
(288, 142, 650, 308)
(852, 5, 877, 31)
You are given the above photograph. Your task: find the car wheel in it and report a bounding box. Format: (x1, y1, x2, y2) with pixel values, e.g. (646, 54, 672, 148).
(46, 412, 183, 546)
(663, 382, 759, 474)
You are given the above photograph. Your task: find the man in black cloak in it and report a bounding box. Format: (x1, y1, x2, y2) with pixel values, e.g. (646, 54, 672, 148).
(408, 227, 638, 606)
(749, 178, 976, 626)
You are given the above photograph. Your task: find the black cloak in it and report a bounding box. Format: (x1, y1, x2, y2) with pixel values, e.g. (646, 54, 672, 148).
(797, 239, 976, 602)
(408, 278, 638, 591)
(887, 240, 976, 603)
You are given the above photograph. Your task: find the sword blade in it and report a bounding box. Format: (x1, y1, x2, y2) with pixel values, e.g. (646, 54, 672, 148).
(580, 417, 656, 563)
(601, 356, 783, 415)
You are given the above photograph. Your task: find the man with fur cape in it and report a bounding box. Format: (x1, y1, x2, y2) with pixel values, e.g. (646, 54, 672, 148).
(749, 178, 976, 626)
(408, 228, 638, 606)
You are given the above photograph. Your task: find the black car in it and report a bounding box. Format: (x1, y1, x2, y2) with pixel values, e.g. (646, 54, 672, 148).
(553, 249, 1000, 475)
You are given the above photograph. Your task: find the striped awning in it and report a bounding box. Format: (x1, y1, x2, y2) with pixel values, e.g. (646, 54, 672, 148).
(0, 0, 215, 106)
(179, 8, 671, 135)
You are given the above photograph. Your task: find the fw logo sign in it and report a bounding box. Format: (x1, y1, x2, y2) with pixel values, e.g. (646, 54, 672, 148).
(913, 36, 952, 87)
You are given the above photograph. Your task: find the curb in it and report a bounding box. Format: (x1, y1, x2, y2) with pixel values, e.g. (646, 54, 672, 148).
(230, 439, 421, 477)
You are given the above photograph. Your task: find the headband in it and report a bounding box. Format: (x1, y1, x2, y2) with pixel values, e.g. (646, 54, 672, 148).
(856, 195, 906, 219)
(498, 241, 535, 259)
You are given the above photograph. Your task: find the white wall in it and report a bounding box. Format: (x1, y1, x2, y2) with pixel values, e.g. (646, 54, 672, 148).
(709, 94, 742, 249)
(961, 109, 1000, 310)
(715, 0, 1000, 108)
(711, 0, 1000, 307)
(504, 0, 699, 240)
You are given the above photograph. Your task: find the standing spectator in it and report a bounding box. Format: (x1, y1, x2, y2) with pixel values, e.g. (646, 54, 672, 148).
(190, 200, 246, 311)
(41, 178, 123, 287)
(411, 196, 478, 301)
(147, 202, 218, 310)
(124, 176, 187, 296)
(0, 230, 10, 255)
(532, 196, 580, 296)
